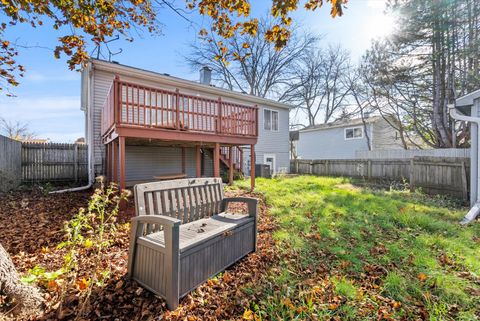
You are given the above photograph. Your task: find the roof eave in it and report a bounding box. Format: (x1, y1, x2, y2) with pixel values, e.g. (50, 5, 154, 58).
(90, 59, 292, 110)
(456, 89, 480, 108)
(299, 117, 380, 133)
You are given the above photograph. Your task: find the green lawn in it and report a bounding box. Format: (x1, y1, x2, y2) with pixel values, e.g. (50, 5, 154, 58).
(232, 176, 480, 320)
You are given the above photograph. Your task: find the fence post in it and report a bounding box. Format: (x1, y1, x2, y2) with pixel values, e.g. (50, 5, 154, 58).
(295, 159, 299, 174)
(74, 143, 79, 183)
(309, 161, 313, 175)
(325, 160, 329, 176)
(409, 158, 415, 192)
(461, 160, 468, 201)
(367, 160, 372, 180)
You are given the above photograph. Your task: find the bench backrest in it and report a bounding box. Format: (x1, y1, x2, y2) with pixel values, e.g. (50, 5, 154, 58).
(134, 177, 224, 224)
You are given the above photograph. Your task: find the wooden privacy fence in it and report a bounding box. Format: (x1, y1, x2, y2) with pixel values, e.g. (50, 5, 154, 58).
(0, 135, 22, 192)
(21, 142, 88, 184)
(356, 148, 470, 159)
(291, 157, 470, 200)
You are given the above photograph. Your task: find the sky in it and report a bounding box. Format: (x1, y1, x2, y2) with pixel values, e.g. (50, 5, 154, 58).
(0, 0, 394, 142)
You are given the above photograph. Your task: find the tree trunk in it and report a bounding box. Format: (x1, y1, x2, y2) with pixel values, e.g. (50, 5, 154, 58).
(0, 243, 43, 317)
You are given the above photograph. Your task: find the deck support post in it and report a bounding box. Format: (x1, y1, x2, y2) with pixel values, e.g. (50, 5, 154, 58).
(113, 139, 118, 184)
(250, 144, 255, 190)
(239, 148, 243, 175)
(196, 146, 202, 177)
(181, 147, 186, 174)
(110, 142, 115, 183)
(214, 143, 220, 178)
(119, 136, 126, 190)
(105, 142, 110, 183)
(228, 146, 234, 185)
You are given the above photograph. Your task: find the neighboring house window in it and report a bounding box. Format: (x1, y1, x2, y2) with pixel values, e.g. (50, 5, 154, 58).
(344, 126, 363, 140)
(264, 109, 279, 131)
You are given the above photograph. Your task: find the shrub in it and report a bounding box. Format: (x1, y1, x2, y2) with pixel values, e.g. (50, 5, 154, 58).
(56, 182, 129, 318)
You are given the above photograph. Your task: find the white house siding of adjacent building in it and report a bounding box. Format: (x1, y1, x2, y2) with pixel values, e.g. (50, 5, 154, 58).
(81, 60, 291, 183)
(296, 116, 404, 160)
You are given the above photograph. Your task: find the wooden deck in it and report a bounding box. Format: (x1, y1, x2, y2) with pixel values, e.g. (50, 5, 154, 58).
(101, 76, 258, 190)
(101, 77, 258, 145)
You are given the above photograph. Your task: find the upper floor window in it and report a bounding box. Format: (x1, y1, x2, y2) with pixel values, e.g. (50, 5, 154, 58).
(264, 109, 279, 131)
(345, 126, 363, 140)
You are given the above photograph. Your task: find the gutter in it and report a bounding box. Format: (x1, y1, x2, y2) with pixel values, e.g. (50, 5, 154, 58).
(50, 65, 94, 193)
(449, 105, 480, 225)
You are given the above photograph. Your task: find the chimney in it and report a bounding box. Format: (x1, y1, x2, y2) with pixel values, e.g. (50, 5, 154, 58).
(200, 66, 212, 85)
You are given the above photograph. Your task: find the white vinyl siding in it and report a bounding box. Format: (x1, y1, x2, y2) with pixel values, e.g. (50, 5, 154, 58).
(242, 106, 289, 174)
(297, 124, 372, 159)
(125, 146, 216, 186)
(371, 118, 405, 150)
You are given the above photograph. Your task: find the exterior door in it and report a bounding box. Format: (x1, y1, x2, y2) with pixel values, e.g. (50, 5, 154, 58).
(263, 154, 276, 175)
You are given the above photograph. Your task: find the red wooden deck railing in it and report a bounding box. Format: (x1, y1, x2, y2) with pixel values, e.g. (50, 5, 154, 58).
(100, 81, 116, 136)
(101, 77, 258, 138)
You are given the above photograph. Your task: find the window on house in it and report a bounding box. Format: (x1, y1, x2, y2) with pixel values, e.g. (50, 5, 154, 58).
(345, 127, 363, 140)
(264, 109, 279, 131)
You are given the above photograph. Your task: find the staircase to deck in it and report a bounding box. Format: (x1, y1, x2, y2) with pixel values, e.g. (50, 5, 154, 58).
(220, 146, 243, 175)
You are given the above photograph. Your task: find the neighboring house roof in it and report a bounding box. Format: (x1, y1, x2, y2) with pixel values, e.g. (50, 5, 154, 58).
(299, 116, 382, 133)
(89, 59, 292, 110)
(455, 89, 480, 116)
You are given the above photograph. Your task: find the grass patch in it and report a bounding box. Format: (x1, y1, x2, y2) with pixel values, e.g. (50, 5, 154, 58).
(235, 175, 480, 320)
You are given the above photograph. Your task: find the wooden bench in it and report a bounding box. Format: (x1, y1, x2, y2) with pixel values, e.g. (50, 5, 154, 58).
(127, 177, 258, 310)
(153, 173, 187, 180)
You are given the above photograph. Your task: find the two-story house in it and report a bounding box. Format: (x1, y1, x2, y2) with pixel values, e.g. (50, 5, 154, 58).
(81, 60, 290, 189)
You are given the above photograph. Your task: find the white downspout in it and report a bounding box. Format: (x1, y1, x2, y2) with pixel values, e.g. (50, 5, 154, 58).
(449, 105, 480, 224)
(51, 65, 95, 193)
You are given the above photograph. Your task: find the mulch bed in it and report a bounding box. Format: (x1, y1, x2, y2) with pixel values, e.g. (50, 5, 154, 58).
(0, 187, 278, 320)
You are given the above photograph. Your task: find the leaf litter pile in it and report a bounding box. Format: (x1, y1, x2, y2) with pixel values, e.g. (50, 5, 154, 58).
(0, 187, 278, 320)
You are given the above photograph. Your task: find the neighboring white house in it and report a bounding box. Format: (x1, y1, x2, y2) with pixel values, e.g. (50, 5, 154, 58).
(80, 59, 290, 188)
(293, 116, 405, 159)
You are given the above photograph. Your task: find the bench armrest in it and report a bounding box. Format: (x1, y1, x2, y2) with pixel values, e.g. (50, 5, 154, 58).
(220, 197, 258, 217)
(128, 215, 181, 279)
(131, 215, 181, 227)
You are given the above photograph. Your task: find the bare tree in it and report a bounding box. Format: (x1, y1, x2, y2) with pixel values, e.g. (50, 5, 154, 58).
(344, 67, 375, 150)
(186, 16, 318, 99)
(283, 44, 352, 126)
(0, 117, 35, 141)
